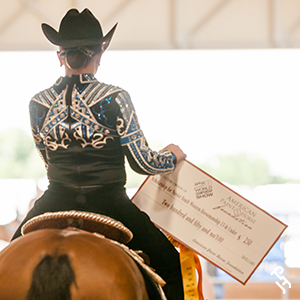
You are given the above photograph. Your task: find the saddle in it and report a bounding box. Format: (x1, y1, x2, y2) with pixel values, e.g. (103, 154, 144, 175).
(22, 210, 167, 300)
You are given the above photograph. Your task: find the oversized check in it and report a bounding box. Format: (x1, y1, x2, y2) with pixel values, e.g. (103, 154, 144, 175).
(132, 160, 287, 284)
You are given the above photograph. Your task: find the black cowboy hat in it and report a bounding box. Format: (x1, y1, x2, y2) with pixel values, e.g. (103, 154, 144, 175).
(42, 8, 117, 50)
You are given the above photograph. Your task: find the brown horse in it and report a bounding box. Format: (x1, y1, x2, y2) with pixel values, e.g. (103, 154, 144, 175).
(0, 214, 165, 300)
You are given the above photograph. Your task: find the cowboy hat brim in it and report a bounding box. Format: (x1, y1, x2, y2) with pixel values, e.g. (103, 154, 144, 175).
(42, 22, 118, 50)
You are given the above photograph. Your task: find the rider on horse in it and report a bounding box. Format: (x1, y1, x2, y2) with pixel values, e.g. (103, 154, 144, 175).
(11, 8, 186, 300)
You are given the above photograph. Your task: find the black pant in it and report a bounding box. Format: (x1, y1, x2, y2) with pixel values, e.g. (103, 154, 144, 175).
(12, 182, 184, 299)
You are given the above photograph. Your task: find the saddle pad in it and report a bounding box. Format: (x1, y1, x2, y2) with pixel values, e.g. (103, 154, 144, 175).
(21, 210, 133, 244)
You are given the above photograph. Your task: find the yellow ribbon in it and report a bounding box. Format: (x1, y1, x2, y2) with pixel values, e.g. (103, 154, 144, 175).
(168, 236, 204, 300)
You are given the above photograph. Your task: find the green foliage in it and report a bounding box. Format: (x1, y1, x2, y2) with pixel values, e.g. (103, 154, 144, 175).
(0, 129, 46, 179)
(198, 152, 297, 186)
(4, 130, 294, 188)
(0, 129, 162, 187)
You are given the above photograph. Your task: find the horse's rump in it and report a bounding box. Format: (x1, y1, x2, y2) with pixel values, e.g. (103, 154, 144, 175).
(0, 229, 151, 300)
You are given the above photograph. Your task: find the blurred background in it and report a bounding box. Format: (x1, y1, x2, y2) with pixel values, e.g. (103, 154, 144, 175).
(0, 0, 300, 299)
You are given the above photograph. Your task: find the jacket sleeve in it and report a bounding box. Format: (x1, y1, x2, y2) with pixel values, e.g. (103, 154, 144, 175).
(29, 98, 49, 168)
(115, 90, 177, 175)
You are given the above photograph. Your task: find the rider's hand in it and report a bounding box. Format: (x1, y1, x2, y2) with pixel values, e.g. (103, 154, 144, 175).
(162, 144, 187, 165)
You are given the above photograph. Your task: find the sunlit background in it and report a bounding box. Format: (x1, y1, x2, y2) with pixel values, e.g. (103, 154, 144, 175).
(1, 49, 300, 299)
(1, 0, 300, 299)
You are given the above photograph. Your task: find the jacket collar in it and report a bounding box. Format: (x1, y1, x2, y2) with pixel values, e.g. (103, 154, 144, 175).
(54, 74, 97, 92)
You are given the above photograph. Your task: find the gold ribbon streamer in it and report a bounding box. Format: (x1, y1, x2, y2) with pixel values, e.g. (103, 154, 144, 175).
(168, 236, 204, 300)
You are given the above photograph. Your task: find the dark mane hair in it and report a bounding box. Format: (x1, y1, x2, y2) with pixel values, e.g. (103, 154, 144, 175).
(26, 254, 76, 300)
(64, 44, 102, 69)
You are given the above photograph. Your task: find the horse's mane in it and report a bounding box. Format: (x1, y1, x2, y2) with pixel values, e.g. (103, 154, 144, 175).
(26, 254, 76, 300)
